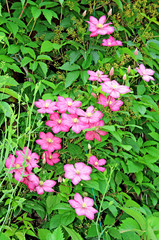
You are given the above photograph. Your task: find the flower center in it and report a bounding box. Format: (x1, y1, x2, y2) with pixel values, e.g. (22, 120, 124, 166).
(143, 71, 145, 75)
(87, 113, 92, 117)
(109, 101, 112, 105)
(49, 155, 52, 159)
(58, 119, 62, 124)
(15, 164, 20, 168)
(45, 103, 49, 107)
(108, 41, 111, 45)
(97, 70, 101, 77)
(68, 101, 72, 106)
(94, 161, 98, 166)
(112, 85, 117, 89)
(47, 138, 53, 143)
(75, 170, 80, 175)
(26, 156, 31, 161)
(96, 23, 103, 28)
(74, 118, 78, 123)
(39, 181, 44, 186)
(82, 202, 87, 208)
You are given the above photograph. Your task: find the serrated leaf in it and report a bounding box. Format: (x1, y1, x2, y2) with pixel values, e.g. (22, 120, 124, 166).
(59, 62, 81, 71)
(41, 41, 61, 53)
(37, 55, 52, 61)
(31, 7, 41, 19)
(21, 57, 33, 67)
(62, 226, 83, 240)
(80, 71, 89, 85)
(38, 229, 51, 240)
(122, 208, 146, 230)
(65, 71, 80, 88)
(51, 227, 64, 240)
(8, 44, 20, 54)
(70, 51, 81, 64)
(0, 76, 19, 87)
(6, 22, 19, 36)
(0, 101, 13, 117)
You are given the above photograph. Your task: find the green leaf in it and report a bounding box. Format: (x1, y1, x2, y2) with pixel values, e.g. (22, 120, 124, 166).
(122, 208, 146, 230)
(121, 48, 136, 61)
(0, 88, 19, 99)
(0, 101, 13, 117)
(0, 75, 19, 87)
(61, 211, 76, 226)
(46, 195, 60, 215)
(70, 51, 81, 64)
(62, 226, 83, 240)
(149, 132, 159, 141)
(38, 62, 48, 76)
(67, 143, 83, 158)
(80, 71, 89, 85)
(6, 22, 19, 36)
(113, 0, 123, 11)
(42, 9, 58, 24)
(8, 44, 20, 54)
(41, 41, 61, 53)
(52, 203, 72, 211)
(101, 125, 115, 131)
(137, 84, 146, 95)
(51, 227, 64, 240)
(21, 57, 33, 67)
(50, 215, 61, 230)
(31, 7, 41, 19)
(59, 0, 64, 5)
(42, 80, 55, 89)
(8, 63, 23, 74)
(0, 233, 10, 240)
(65, 71, 80, 88)
(21, 46, 36, 59)
(37, 55, 52, 61)
(38, 229, 51, 240)
(59, 62, 81, 71)
(82, 55, 92, 69)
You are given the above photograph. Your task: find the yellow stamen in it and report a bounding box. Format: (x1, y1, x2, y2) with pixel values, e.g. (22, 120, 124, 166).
(45, 103, 49, 107)
(74, 118, 78, 123)
(76, 170, 80, 175)
(47, 138, 53, 143)
(68, 101, 72, 106)
(49, 155, 52, 159)
(15, 164, 20, 168)
(39, 181, 44, 186)
(87, 113, 92, 117)
(58, 119, 62, 124)
(82, 202, 87, 208)
(94, 161, 98, 166)
(96, 23, 103, 28)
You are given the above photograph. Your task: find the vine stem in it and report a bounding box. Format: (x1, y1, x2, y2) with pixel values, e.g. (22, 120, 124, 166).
(95, 167, 114, 239)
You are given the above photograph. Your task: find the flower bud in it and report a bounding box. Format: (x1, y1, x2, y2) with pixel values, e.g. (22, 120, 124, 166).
(91, 92, 97, 98)
(108, 8, 112, 16)
(127, 65, 131, 74)
(82, 10, 87, 17)
(42, 153, 46, 164)
(123, 74, 126, 80)
(109, 67, 114, 76)
(88, 144, 91, 150)
(83, 192, 88, 197)
(134, 48, 138, 56)
(58, 176, 63, 183)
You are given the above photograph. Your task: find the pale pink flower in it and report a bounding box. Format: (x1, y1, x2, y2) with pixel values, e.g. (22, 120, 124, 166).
(98, 94, 123, 111)
(102, 36, 122, 47)
(101, 80, 130, 98)
(36, 180, 56, 195)
(87, 15, 114, 37)
(76, 106, 103, 124)
(56, 96, 82, 114)
(36, 132, 62, 152)
(34, 99, 57, 114)
(69, 193, 98, 220)
(45, 112, 70, 133)
(5, 154, 27, 182)
(136, 64, 155, 82)
(64, 162, 92, 185)
(42, 151, 60, 166)
(87, 70, 110, 82)
(88, 155, 106, 172)
(62, 113, 88, 134)
(85, 120, 108, 142)
(15, 147, 39, 172)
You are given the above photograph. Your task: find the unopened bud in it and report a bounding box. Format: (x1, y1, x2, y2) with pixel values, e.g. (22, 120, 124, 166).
(88, 144, 91, 150)
(134, 48, 138, 56)
(109, 67, 114, 76)
(91, 92, 97, 98)
(83, 192, 88, 197)
(42, 153, 46, 164)
(123, 74, 126, 80)
(58, 176, 63, 183)
(127, 65, 131, 74)
(82, 10, 87, 17)
(108, 8, 112, 16)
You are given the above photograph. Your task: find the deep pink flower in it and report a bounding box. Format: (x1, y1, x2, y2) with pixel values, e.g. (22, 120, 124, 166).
(87, 70, 110, 82)
(45, 112, 70, 133)
(5, 154, 27, 182)
(88, 155, 106, 172)
(102, 36, 122, 47)
(87, 15, 114, 37)
(36, 180, 56, 195)
(15, 147, 39, 172)
(64, 162, 92, 185)
(42, 151, 60, 166)
(24, 174, 39, 191)
(76, 106, 103, 124)
(36, 132, 62, 152)
(34, 99, 57, 114)
(101, 80, 130, 98)
(85, 120, 108, 142)
(97, 94, 123, 111)
(62, 113, 88, 134)
(56, 96, 82, 114)
(136, 64, 155, 82)
(69, 193, 98, 220)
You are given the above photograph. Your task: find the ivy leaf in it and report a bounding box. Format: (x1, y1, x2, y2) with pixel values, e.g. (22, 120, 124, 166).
(65, 71, 80, 88)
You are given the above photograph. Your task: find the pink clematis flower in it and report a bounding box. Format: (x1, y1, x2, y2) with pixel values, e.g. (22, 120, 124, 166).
(42, 151, 60, 166)
(69, 193, 98, 220)
(56, 96, 82, 114)
(24, 174, 39, 191)
(87, 15, 114, 37)
(88, 155, 106, 172)
(5, 154, 28, 182)
(15, 147, 39, 173)
(102, 36, 122, 47)
(97, 94, 123, 111)
(64, 162, 92, 185)
(36, 132, 62, 152)
(34, 99, 57, 114)
(101, 80, 131, 98)
(76, 106, 103, 124)
(136, 64, 155, 82)
(36, 179, 56, 195)
(87, 70, 110, 82)
(45, 112, 70, 133)
(85, 120, 108, 142)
